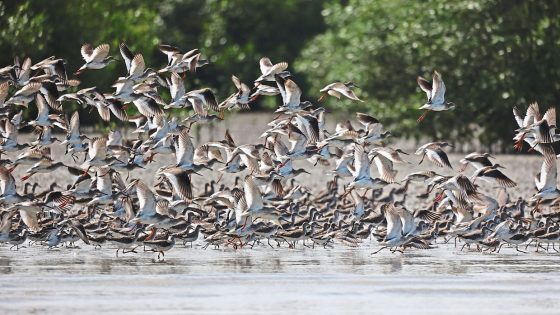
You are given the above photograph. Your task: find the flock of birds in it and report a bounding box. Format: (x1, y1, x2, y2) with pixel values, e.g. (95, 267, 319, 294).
(0, 41, 558, 261)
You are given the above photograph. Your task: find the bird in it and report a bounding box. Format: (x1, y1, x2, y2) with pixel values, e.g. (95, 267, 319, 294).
(0, 38, 555, 259)
(318, 81, 363, 102)
(416, 70, 455, 123)
(415, 142, 453, 169)
(76, 43, 116, 74)
(256, 57, 288, 82)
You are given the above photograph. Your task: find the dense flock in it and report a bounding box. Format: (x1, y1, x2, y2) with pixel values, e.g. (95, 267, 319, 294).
(0, 41, 558, 260)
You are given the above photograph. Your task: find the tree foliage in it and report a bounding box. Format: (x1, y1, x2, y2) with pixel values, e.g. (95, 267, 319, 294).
(1, 0, 560, 150)
(296, 0, 560, 150)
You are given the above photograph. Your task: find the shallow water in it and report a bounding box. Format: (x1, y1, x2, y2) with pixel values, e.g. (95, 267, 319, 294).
(1, 241, 560, 314)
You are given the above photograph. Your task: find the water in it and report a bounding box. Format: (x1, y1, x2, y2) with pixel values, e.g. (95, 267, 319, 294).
(1, 242, 559, 314)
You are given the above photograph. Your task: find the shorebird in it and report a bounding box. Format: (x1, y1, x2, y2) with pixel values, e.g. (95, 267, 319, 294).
(347, 144, 389, 190)
(531, 151, 560, 203)
(460, 152, 494, 170)
(318, 81, 363, 102)
(76, 43, 116, 74)
(471, 165, 517, 188)
(415, 142, 453, 169)
(219, 75, 251, 111)
(1, 36, 558, 258)
(275, 77, 312, 113)
(256, 57, 288, 82)
(164, 73, 187, 109)
(108, 229, 145, 257)
(144, 234, 175, 260)
(416, 70, 455, 123)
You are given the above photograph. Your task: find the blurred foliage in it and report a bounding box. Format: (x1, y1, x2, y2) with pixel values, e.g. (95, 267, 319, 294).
(1, 0, 560, 150)
(296, 0, 560, 151)
(0, 0, 161, 90)
(158, 0, 325, 107)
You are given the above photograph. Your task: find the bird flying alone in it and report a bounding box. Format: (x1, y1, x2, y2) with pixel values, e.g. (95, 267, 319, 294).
(416, 70, 455, 123)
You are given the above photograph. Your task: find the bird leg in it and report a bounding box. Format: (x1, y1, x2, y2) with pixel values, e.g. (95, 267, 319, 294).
(81, 166, 91, 177)
(515, 246, 527, 254)
(7, 165, 17, 173)
(495, 243, 505, 253)
(513, 133, 525, 151)
(418, 153, 426, 165)
(146, 152, 157, 163)
(21, 173, 34, 181)
(371, 246, 387, 255)
(417, 110, 429, 123)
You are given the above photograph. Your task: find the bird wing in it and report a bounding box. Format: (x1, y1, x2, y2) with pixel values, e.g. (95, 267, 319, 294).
(333, 85, 361, 101)
(119, 43, 134, 72)
(284, 79, 302, 107)
(90, 44, 110, 62)
(0, 166, 16, 196)
(96, 168, 113, 195)
(132, 96, 163, 117)
(0, 82, 8, 105)
(430, 70, 446, 104)
(135, 180, 157, 215)
(81, 43, 94, 62)
(231, 74, 242, 90)
(164, 168, 193, 201)
(541, 152, 557, 191)
(170, 73, 185, 100)
(129, 54, 145, 77)
(35, 93, 49, 121)
(512, 106, 524, 128)
(259, 57, 273, 75)
(89, 137, 107, 160)
(544, 107, 556, 127)
(416, 76, 432, 101)
(525, 102, 541, 126)
(95, 102, 111, 122)
(426, 148, 452, 168)
(176, 129, 195, 166)
(190, 97, 208, 117)
(108, 103, 128, 121)
(373, 155, 397, 183)
(294, 114, 320, 144)
(201, 89, 219, 112)
(384, 204, 403, 240)
(353, 144, 371, 180)
(244, 175, 263, 211)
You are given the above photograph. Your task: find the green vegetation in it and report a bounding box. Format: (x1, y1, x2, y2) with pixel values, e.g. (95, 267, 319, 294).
(1, 0, 559, 150)
(297, 0, 560, 150)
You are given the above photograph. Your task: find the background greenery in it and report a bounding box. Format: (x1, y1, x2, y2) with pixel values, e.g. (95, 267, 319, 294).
(1, 0, 559, 151)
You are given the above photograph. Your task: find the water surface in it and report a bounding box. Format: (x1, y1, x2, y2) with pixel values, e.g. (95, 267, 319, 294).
(1, 242, 559, 314)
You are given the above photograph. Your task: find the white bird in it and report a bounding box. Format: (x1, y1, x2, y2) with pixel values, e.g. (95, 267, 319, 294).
(416, 70, 455, 123)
